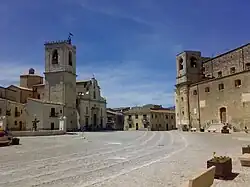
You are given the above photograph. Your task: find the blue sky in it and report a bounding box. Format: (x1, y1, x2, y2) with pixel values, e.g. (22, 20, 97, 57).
(0, 0, 250, 108)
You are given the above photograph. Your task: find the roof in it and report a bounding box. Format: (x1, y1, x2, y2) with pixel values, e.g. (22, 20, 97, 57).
(76, 80, 91, 84)
(27, 98, 64, 106)
(150, 109, 175, 114)
(202, 43, 250, 64)
(33, 84, 45, 87)
(20, 74, 43, 78)
(107, 110, 123, 115)
(7, 85, 33, 91)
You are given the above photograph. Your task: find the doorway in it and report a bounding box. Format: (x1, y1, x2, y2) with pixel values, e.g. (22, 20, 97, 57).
(136, 123, 139, 130)
(93, 114, 97, 127)
(219, 107, 227, 124)
(51, 122, 54, 130)
(19, 121, 22, 130)
(166, 123, 169, 131)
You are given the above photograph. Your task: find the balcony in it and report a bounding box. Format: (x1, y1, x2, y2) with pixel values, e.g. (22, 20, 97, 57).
(107, 119, 115, 124)
(50, 112, 59, 117)
(142, 117, 149, 123)
(15, 111, 21, 117)
(6, 110, 11, 116)
(127, 118, 132, 122)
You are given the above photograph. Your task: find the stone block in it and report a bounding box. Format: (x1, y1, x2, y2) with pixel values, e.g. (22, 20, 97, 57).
(181, 166, 215, 187)
(239, 153, 250, 167)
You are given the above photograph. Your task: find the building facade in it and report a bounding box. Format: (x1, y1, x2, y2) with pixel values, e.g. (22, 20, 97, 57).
(123, 104, 176, 131)
(0, 39, 107, 131)
(175, 43, 250, 131)
(76, 79, 107, 131)
(106, 109, 124, 130)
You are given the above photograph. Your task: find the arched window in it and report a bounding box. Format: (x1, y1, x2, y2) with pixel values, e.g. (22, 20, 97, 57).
(52, 50, 58, 64)
(190, 57, 197, 68)
(68, 51, 72, 66)
(179, 57, 184, 70)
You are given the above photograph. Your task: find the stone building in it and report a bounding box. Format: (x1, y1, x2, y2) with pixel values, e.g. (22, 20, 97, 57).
(123, 104, 176, 131)
(175, 43, 250, 131)
(0, 38, 107, 131)
(76, 79, 107, 131)
(106, 109, 124, 130)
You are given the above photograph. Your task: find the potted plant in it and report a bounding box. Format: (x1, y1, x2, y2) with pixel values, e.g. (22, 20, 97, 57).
(221, 125, 229, 134)
(242, 145, 250, 154)
(207, 152, 232, 179)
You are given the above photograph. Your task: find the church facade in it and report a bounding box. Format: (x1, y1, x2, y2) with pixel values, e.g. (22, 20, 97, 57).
(0, 39, 107, 131)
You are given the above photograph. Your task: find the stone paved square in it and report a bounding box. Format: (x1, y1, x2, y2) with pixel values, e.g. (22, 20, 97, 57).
(0, 131, 250, 187)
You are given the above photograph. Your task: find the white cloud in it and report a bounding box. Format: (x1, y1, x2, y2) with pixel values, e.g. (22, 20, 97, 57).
(0, 60, 175, 108)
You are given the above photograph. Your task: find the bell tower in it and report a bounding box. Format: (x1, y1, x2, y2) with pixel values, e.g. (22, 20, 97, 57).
(43, 37, 77, 130)
(175, 51, 203, 130)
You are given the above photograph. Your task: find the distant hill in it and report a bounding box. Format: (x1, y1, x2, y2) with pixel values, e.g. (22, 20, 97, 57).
(166, 106, 175, 110)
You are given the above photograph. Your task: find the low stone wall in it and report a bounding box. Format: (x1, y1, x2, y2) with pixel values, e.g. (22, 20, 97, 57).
(11, 130, 66, 137)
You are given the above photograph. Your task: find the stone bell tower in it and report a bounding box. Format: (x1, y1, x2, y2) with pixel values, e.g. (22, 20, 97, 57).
(175, 51, 203, 130)
(43, 37, 77, 130)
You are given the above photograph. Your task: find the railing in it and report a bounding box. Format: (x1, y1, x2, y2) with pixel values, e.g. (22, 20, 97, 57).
(107, 120, 115, 124)
(50, 113, 58, 117)
(6, 110, 11, 116)
(15, 111, 21, 117)
(127, 118, 132, 122)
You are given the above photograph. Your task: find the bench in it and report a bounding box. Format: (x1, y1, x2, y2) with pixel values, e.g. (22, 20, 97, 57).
(190, 128, 197, 132)
(181, 166, 216, 187)
(239, 153, 250, 167)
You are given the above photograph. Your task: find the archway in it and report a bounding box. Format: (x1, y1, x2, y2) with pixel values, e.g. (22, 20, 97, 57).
(219, 107, 227, 124)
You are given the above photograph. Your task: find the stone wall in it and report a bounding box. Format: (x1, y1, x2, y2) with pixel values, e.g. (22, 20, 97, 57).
(189, 70, 250, 129)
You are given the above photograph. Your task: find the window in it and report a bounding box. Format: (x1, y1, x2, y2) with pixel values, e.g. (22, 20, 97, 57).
(128, 115, 132, 120)
(68, 51, 72, 66)
(0, 108, 2, 115)
(165, 115, 168, 119)
(193, 90, 197, 95)
(151, 114, 153, 119)
(85, 117, 89, 126)
(86, 107, 88, 114)
(218, 71, 222, 78)
(171, 115, 174, 119)
(159, 124, 162, 128)
(50, 108, 56, 117)
(230, 67, 236, 74)
(246, 63, 250, 70)
(190, 57, 197, 68)
(93, 91, 96, 99)
(218, 83, 224, 90)
(182, 111, 184, 115)
(37, 94, 40, 99)
(205, 87, 210, 93)
(181, 97, 184, 101)
(179, 58, 184, 70)
(14, 121, 17, 126)
(52, 50, 58, 64)
(235, 79, 241, 87)
(129, 124, 132, 128)
(135, 114, 138, 119)
(60, 110, 62, 113)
